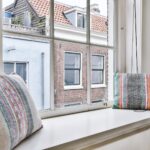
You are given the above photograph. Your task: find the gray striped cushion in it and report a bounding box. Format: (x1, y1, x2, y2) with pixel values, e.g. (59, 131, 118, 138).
(0, 74, 42, 150)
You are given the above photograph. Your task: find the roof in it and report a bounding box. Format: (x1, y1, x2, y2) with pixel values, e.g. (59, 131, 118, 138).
(28, 0, 72, 25)
(28, 0, 107, 33)
(8, 0, 107, 33)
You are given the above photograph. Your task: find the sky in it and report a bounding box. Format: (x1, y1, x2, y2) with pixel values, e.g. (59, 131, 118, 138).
(3, 0, 107, 16)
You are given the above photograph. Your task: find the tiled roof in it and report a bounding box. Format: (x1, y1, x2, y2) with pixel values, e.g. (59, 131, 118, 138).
(91, 15, 107, 33)
(28, 0, 71, 25)
(28, 0, 107, 32)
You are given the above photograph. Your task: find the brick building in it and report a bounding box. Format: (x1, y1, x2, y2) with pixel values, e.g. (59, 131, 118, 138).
(4, 0, 108, 108)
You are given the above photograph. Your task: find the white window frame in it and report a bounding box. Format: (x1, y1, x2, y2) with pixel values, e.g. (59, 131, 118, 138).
(0, 0, 117, 118)
(77, 12, 86, 28)
(91, 54, 106, 88)
(4, 61, 29, 84)
(64, 51, 83, 90)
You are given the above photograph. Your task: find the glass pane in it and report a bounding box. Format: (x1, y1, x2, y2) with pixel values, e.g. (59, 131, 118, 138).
(90, 45, 108, 103)
(92, 55, 104, 69)
(2, 0, 50, 110)
(4, 63, 14, 74)
(90, 0, 108, 45)
(54, 40, 87, 108)
(92, 70, 103, 84)
(65, 53, 80, 69)
(65, 70, 80, 85)
(54, 0, 86, 42)
(77, 13, 86, 28)
(16, 63, 26, 82)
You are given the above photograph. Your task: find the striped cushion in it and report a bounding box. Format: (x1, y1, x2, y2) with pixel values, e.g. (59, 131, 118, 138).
(113, 73, 150, 110)
(0, 74, 42, 150)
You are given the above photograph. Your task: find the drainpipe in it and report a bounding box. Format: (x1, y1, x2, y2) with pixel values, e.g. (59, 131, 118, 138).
(41, 52, 45, 109)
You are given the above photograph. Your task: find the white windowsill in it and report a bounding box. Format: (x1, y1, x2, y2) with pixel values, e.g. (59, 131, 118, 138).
(15, 108, 150, 150)
(91, 84, 107, 88)
(64, 85, 83, 90)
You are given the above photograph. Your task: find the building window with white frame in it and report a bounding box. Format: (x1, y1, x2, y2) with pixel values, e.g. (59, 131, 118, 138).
(4, 62, 27, 82)
(77, 13, 86, 28)
(92, 55, 104, 85)
(64, 52, 81, 86)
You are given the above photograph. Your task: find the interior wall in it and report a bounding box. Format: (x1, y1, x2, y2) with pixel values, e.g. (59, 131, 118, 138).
(142, 0, 150, 73)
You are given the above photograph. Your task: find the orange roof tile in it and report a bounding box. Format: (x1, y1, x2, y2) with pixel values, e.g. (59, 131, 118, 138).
(91, 15, 107, 32)
(28, 0, 107, 32)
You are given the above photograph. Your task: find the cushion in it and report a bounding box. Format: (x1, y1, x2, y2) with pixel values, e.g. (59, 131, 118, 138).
(0, 74, 42, 150)
(113, 73, 150, 110)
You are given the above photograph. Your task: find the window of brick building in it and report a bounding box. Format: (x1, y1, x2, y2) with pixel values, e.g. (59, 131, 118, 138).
(64, 52, 81, 86)
(92, 55, 104, 85)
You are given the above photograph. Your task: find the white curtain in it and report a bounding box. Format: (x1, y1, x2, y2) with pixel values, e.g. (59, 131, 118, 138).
(116, 0, 142, 73)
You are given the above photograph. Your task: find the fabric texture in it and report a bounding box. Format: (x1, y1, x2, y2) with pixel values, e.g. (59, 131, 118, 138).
(0, 74, 42, 150)
(113, 73, 150, 110)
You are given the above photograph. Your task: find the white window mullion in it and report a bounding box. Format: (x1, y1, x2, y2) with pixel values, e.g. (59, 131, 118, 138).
(14, 62, 16, 73)
(50, 0, 55, 110)
(86, 0, 91, 105)
(0, 1, 3, 73)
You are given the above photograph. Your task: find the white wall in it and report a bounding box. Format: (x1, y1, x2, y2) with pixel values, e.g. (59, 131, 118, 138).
(142, 0, 150, 73)
(3, 35, 50, 110)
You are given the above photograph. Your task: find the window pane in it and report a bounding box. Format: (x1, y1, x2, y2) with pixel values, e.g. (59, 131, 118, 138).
(77, 13, 86, 28)
(90, 45, 108, 103)
(54, 0, 86, 42)
(92, 55, 104, 69)
(92, 71, 103, 84)
(4, 63, 14, 74)
(54, 40, 87, 108)
(65, 53, 80, 69)
(90, 0, 108, 45)
(65, 70, 80, 85)
(2, 0, 50, 110)
(16, 63, 26, 82)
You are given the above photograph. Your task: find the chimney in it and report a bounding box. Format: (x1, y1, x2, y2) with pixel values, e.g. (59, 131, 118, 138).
(90, 4, 100, 14)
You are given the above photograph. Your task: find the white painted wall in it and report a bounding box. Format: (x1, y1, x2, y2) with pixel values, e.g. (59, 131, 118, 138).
(3, 35, 50, 110)
(142, 0, 150, 73)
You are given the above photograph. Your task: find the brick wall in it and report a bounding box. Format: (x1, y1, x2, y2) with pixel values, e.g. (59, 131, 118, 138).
(54, 40, 108, 108)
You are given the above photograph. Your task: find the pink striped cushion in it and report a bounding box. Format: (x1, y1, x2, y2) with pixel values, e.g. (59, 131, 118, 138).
(0, 74, 42, 149)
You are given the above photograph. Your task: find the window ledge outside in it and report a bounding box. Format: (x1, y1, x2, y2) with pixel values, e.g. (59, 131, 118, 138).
(64, 85, 83, 90)
(91, 84, 107, 88)
(15, 108, 150, 150)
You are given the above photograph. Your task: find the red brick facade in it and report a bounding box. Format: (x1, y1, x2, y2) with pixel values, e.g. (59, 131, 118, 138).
(54, 40, 108, 108)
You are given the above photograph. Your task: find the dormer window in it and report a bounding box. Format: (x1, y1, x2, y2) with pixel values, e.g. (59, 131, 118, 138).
(77, 13, 86, 28)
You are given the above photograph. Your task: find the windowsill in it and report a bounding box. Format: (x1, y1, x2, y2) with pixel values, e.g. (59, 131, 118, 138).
(15, 108, 150, 150)
(91, 84, 107, 88)
(64, 85, 83, 90)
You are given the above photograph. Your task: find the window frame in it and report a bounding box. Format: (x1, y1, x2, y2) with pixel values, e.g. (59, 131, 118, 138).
(1, 0, 117, 118)
(64, 51, 83, 90)
(91, 54, 106, 88)
(77, 13, 86, 28)
(4, 61, 29, 84)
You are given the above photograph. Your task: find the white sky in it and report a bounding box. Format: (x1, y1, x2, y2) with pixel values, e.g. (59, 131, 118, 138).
(3, 0, 107, 16)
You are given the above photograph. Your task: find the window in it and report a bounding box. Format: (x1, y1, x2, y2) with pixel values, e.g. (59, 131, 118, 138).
(1, 0, 116, 116)
(77, 13, 86, 28)
(54, 0, 87, 42)
(2, 0, 50, 110)
(4, 62, 27, 82)
(92, 55, 104, 84)
(65, 52, 81, 86)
